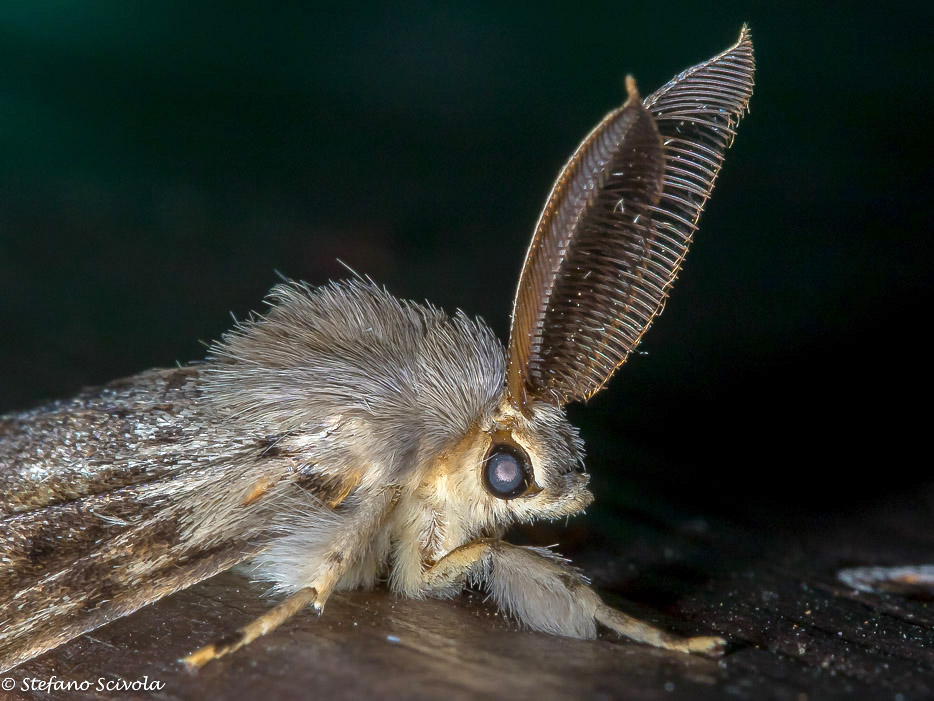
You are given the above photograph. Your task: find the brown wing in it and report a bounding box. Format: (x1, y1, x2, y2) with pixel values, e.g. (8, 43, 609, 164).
(507, 26, 755, 407)
(0, 368, 285, 672)
(0, 368, 205, 514)
(0, 486, 256, 672)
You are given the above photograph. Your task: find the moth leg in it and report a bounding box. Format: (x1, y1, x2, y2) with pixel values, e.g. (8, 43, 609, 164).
(593, 602, 726, 656)
(422, 538, 725, 657)
(182, 587, 318, 669)
(183, 487, 398, 669)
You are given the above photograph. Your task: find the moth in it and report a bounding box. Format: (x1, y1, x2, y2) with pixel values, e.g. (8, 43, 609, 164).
(0, 26, 754, 672)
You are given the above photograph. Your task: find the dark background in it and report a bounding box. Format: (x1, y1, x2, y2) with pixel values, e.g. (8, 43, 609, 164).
(0, 3, 930, 528)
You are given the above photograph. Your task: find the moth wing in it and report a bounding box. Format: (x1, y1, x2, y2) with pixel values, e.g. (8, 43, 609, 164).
(0, 477, 258, 672)
(0, 367, 321, 672)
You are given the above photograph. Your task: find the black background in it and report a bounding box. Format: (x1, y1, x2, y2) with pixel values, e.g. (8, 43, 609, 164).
(1, 3, 930, 528)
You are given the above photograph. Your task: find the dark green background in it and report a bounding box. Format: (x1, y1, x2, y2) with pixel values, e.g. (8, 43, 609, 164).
(1, 4, 930, 517)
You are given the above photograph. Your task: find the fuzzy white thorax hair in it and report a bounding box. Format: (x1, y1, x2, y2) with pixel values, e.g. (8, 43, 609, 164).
(203, 279, 507, 479)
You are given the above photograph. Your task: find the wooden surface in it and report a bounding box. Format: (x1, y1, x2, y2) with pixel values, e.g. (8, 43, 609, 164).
(7, 482, 934, 700)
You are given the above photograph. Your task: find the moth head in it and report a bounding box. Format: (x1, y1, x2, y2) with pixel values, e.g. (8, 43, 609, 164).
(432, 25, 755, 533)
(427, 394, 592, 530)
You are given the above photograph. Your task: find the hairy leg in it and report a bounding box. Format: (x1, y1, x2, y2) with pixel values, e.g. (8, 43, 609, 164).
(423, 538, 724, 656)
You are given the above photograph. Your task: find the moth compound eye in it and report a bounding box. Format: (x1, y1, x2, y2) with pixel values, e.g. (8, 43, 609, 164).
(482, 443, 533, 500)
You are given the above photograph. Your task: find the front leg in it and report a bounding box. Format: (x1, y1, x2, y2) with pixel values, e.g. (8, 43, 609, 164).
(423, 538, 725, 656)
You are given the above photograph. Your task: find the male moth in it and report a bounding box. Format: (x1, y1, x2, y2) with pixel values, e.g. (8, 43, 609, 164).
(0, 26, 754, 672)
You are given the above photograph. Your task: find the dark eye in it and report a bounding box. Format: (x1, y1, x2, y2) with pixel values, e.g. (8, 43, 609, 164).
(482, 443, 532, 500)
